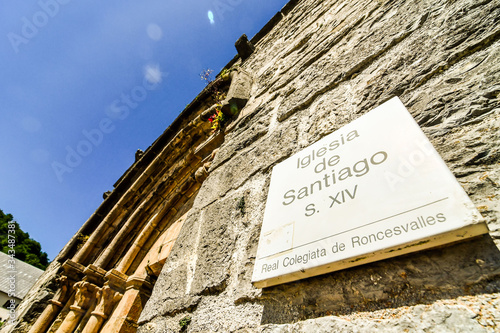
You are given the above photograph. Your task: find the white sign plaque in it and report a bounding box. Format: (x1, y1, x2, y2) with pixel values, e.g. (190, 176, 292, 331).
(252, 97, 488, 288)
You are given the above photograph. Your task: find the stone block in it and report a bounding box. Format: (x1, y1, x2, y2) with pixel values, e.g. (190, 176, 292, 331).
(221, 69, 253, 117)
(235, 34, 255, 60)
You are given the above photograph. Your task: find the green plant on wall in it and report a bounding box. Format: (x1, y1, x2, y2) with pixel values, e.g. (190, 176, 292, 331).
(76, 233, 90, 250)
(220, 68, 232, 81)
(179, 315, 191, 330)
(200, 69, 230, 132)
(208, 108, 226, 132)
(237, 196, 246, 215)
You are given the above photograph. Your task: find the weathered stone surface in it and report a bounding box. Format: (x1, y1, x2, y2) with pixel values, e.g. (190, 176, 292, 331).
(138, 174, 270, 328)
(261, 297, 498, 332)
(235, 34, 255, 60)
(194, 114, 298, 210)
(138, 209, 201, 323)
(258, 236, 500, 325)
(213, 102, 274, 170)
(137, 0, 500, 331)
(221, 69, 253, 117)
(11, 0, 500, 332)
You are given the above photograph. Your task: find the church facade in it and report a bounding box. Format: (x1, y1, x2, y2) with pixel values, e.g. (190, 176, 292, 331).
(5, 0, 500, 332)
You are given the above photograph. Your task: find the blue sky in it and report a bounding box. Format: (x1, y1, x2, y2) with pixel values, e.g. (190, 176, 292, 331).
(0, 0, 289, 261)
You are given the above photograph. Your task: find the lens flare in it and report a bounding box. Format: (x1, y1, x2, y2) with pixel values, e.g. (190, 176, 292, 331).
(147, 23, 162, 41)
(208, 11, 215, 25)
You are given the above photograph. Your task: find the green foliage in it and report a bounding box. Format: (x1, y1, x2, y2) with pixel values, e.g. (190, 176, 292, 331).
(76, 233, 90, 250)
(0, 209, 49, 270)
(237, 196, 246, 215)
(208, 108, 226, 132)
(201, 68, 229, 132)
(220, 68, 232, 81)
(179, 315, 191, 329)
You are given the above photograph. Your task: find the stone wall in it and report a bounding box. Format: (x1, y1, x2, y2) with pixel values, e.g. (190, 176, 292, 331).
(4, 0, 499, 332)
(137, 0, 500, 332)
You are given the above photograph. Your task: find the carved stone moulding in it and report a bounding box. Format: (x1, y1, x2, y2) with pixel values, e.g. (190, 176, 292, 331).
(83, 264, 107, 286)
(62, 259, 85, 281)
(105, 268, 128, 294)
(126, 276, 153, 295)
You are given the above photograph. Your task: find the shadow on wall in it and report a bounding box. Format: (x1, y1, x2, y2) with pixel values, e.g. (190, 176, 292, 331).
(259, 235, 500, 325)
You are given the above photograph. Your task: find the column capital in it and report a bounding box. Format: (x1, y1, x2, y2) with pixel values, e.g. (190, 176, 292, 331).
(52, 275, 72, 304)
(94, 285, 122, 318)
(73, 281, 98, 310)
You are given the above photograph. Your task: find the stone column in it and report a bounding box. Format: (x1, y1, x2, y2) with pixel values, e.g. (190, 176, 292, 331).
(93, 203, 147, 269)
(28, 276, 70, 333)
(55, 281, 95, 333)
(73, 135, 178, 266)
(81, 285, 122, 333)
(115, 211, 163, 274)
(72, 208, 128, 265)
(100, 277, 152, 333)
